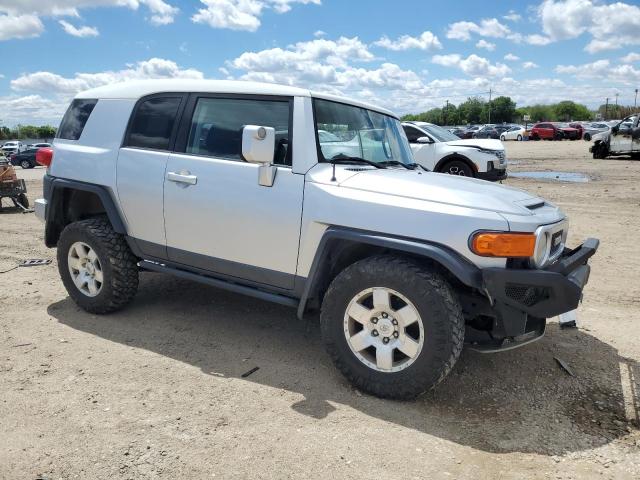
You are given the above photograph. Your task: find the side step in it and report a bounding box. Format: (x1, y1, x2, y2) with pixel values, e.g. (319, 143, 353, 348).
(138, 260, 299, 308)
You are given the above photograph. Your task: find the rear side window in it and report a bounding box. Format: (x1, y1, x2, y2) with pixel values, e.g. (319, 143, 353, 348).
(57, 99, 98, 140)
(185, 97, 291, 165)
(126, 96, 182, 151)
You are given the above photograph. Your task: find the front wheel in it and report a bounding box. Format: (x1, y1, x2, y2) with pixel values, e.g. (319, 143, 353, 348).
(517, 134, 523, 141)
(20, 159, 32, 169)
(440, 159, 473, 177)
(320, 255, 464, 399)
(500, 135, 506, 141)
(57, 217, 139, 314)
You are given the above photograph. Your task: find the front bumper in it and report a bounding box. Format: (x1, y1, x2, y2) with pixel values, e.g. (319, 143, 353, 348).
(477, 167, 507, 181)
(470, 238, 599, 352)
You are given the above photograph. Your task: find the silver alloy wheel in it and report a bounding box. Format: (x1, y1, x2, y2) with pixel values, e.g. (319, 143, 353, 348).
(67, 241, 103, 297)
(343, 287, 424, 373)
(21, 160, 30, 169)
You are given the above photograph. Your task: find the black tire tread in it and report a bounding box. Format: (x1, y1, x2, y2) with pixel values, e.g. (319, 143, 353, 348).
(320, 255, 464, 400)
(58, 217, 138, 314)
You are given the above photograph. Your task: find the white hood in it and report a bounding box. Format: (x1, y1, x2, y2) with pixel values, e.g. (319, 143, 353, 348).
(444, 138, 504, 150)
(338, 168, 543, 216)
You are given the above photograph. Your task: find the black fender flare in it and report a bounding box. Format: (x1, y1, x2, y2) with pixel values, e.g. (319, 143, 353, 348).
(296, 227, 483, 319)
(434, 153, 477, 174)
(44, 176, 127, 246)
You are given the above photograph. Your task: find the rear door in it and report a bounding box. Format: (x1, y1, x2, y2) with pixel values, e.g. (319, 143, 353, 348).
(162, 94, 304, 290)
(116, 94, 186, 258)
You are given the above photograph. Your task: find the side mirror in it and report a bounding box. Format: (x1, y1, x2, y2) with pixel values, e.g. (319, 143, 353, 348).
(416, 136, 432, 144)
(242, 125, 275, 164)
(242, 125, 277, 187)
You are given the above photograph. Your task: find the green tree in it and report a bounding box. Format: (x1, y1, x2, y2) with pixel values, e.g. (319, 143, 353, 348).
(457, 97, 485, 125)
(483, 96, 516, 124)
(554, 101, 592, 121)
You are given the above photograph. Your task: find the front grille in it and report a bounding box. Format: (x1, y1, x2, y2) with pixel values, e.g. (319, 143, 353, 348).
(505, 283, 549, 307)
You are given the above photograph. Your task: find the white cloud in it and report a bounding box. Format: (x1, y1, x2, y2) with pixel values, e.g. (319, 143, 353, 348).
(373, 31, 442, 51)
(191, 0, 320, 32)
(535, 0, 640, 53)
(503, 11, 522, 22)
(475, 39, 495, 51)
(0, 14, 43, 41)
(433, 53, 511, 77)
(504, 53, 520, 61)
(11, 58, 204, 95)
(621, 52, 640, 63)
(0, 94, 69, 126)
(59, 20, 98, 37)
(555, 59, 640, 84)
(446, 18, 521, 42)
(526, 34, 552, 46)
(0, 0, 178, 39)
(313, 30, 325, 37)
(522, 61, 539, 69)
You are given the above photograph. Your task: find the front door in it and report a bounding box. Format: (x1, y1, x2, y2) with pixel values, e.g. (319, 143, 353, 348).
(610, 115, 638, 153)
(163, 95, 304, 290)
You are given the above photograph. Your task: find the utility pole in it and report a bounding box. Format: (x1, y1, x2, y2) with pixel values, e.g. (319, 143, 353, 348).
(605, 97, 609, 120)
(488, 88, 492, 124)
(444, 99, 449, 125)
(635, 89, 638, 110)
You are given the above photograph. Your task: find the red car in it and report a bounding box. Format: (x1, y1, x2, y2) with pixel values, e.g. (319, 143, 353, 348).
(530, 123, 579, 141)
(568, 122, 585, 139)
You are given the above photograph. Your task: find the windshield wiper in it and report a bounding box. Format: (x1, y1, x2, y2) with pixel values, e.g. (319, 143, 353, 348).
(407, 162, 429, 172)
(378, 160, 413, 170)
(328, 155, 386, 169)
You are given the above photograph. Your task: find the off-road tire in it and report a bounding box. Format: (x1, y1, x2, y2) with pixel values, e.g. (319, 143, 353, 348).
(58, 216, 138, 314)
(320, 255, 464, 399)
(440, 159, 474, 177)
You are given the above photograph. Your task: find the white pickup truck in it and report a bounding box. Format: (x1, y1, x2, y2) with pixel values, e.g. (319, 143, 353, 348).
(35, 79, 597, 399)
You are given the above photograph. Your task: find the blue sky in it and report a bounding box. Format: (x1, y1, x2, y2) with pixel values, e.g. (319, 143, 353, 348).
(1, 0, 639, 126)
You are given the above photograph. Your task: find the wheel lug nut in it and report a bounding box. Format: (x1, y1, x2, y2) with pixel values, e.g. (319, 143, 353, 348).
(372, 329, 379, 337)
(393, 331, 399, 338)
(392, 319, 398, 326)
(382, 337, 389, 344)
(371, 317, 378, 324)
(382, 312, 388, 318)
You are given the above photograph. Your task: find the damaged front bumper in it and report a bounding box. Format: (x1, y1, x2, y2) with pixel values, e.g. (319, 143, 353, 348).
(467, 238, 599, 352)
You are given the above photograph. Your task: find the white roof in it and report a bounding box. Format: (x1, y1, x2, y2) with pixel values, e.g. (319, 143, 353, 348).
(75, 79, 397, 118)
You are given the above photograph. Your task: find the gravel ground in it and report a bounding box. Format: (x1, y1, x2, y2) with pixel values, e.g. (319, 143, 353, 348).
(1, 140, 639, 479)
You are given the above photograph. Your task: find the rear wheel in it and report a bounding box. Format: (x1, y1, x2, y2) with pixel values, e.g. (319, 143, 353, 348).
(584, 133, 591, 141)
(440, 159, 474, 177)
(20, 159, 32, 169)
(320, 255, 464, 399)
(517, 134, 523, 141)
(500, 135, 506, 141)
(58, 217, 139, 314)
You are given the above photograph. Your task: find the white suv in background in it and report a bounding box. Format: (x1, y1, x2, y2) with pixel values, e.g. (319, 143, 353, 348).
(402, 121, 507, 181)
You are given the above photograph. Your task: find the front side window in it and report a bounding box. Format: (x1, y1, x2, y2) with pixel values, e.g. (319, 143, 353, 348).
(314, 98, 413, 165)
(421, 124, 459, 142)
(126, 96, 182, 151)
(57, 99, 98, 140)
(402, 125, 424, 143)
(186, 97, 291, 165)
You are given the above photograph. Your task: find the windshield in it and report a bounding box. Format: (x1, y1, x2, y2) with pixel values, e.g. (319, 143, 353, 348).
(314, 98, 414, 166)
(419, 124, 460, 142)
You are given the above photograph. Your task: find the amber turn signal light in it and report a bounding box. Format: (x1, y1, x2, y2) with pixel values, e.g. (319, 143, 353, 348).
(471, 232, 536, 258)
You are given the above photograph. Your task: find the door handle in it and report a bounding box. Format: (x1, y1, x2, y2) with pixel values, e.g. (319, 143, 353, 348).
(167, 171, 197, 185)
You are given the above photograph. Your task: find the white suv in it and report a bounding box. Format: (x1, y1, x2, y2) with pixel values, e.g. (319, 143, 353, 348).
(1, 141, 25, 155)
(402, 121, 507, 181)
(35, 79, 597, 399)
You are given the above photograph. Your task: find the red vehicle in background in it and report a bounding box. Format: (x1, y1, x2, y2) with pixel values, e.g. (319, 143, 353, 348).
(568, 122, 585, 139)
(530, 122, 580, 140)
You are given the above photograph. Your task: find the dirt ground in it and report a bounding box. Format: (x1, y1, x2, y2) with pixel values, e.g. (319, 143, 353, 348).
(1, 140, 639, 479)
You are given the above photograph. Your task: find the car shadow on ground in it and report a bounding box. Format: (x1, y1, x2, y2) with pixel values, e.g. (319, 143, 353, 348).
(48, 272, 639, 456)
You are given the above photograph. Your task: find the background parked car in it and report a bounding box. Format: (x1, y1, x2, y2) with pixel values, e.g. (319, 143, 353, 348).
(460, 125, 481, 139)
(27, 142, 52, 149)
(500, 125, 526, 141)
(582, 122, 610, 141)
(448, 127, 467, 138)
(1, 141, 26, 155)
(473, 125, 500, 139)
(557, 123, 580, 140)
(530, 123, 564, 140)
(9, 147, 40, 169)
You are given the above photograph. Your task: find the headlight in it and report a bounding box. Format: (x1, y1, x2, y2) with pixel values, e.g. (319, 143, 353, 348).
(532, 230, 549, 268)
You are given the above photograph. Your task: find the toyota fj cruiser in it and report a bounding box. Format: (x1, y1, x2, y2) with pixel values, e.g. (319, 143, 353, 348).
(36, 80, 598, 399)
